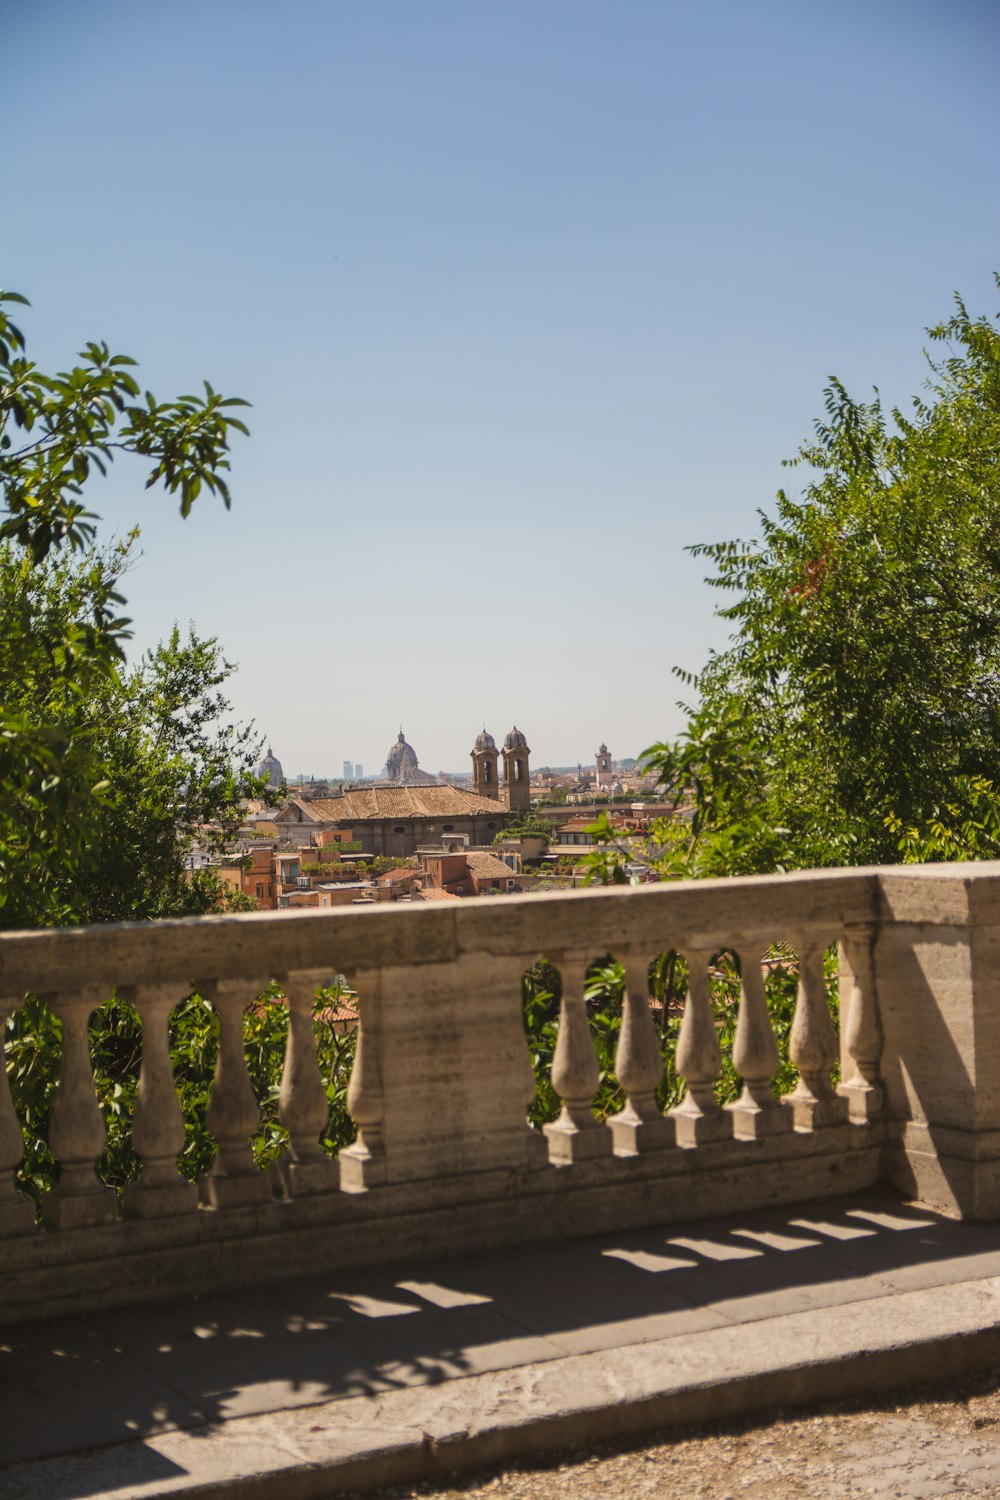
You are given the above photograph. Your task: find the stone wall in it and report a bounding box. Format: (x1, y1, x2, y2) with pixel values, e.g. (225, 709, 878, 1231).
(3, 864, 1000, 1324)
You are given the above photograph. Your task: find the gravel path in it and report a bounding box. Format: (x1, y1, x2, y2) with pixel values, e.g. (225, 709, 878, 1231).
(346, 1368, 1000, 1499)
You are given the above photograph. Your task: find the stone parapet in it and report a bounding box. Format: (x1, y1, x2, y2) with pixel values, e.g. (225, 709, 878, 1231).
(3, 863, 1000, 1323)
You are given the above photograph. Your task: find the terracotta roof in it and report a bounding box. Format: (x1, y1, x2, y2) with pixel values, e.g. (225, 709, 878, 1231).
(466, 851, 517, 881)
(283, 787, 507, 822)
(376, 866, 420, 885)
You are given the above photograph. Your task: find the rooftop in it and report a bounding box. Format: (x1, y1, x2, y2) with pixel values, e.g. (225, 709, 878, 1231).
(283, 786, 507, 821)
(466, 850, 518, 881)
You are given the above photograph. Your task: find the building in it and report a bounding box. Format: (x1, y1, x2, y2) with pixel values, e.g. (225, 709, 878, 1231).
(374, 866, 423, 901)
(274, 727, 533, 856)
(257, 746, 284, 790)
(471, 729, 500, 800)
(343, 760, 352, 781)
(596, 743, 613, 790)
(274, 783, 512, 857)
(217, 848, 277, 910)
(417, 848, 522, 897)
(378, 729, 438, 786)
(502, 727, 531, 812)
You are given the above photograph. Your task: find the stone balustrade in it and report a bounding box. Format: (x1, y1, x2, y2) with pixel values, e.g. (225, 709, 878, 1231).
(1, 863, 999, 1325)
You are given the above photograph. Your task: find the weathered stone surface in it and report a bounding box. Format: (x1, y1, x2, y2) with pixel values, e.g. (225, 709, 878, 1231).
(5, 1192, 1000, 1500)
(7, 861, 1000, 1327)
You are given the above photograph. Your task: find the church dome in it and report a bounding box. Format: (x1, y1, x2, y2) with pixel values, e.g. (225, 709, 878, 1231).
(257, 746, 284, 789)
(385, 729, 418, 776)
(503, 726, 529, 752)
(474, 728, 496, 752)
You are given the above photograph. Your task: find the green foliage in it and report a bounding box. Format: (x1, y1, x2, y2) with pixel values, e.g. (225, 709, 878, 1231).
(354, 856, 416, 876)
(884, 774, 1000, 863)
(0, 534, 262, 926)
(0, 291, 248, 561)
(0, 291, 254, 928)
(493, 812, 556, 846)
(647, 278, 1000, 874)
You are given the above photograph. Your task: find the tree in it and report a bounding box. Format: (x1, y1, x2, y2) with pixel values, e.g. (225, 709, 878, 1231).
(643, 278, 1000, 875)
(0, 290, 253, 926)
(492, 810, 556, 846)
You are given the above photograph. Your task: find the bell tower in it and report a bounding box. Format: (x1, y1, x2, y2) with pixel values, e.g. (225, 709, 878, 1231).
(471, 728, 499, 800)
(502, 727, 531, 812)
(596, 743, 613, 790)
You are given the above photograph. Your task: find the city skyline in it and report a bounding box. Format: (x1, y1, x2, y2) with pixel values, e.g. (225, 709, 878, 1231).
(276, 726, 634, 785)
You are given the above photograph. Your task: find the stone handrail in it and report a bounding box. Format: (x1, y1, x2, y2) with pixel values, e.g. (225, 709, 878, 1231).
(1, 864, 997, 1323)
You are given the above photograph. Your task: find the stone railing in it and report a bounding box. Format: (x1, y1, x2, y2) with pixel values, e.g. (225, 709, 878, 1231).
(2, 863, 998, 1325)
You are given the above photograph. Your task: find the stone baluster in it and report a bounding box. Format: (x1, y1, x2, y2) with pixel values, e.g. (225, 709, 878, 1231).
(1, 997, 35, 1238)
(340, 972, 386, 1191)
(544, 957, 613, 1163)
(671, 948, 731, 1146)
(121, 985, 198, 1218)
(787, 938, 849, 1129)
(610, 951, 673, 1154)
(201, 978, 271, 1208)
(836, 922, 883, 1121)
(277, 969, 338, 1196)
(728, 949, 792, 1140)
(43, 989, 117, 1228)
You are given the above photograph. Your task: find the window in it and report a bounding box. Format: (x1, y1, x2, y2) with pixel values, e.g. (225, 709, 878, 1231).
(443, 824, 453, 832)
(394, 826, 405, 834)
(255, 882, 264, 898)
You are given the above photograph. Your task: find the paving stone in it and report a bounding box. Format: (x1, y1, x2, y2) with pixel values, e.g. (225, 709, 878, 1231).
(7, 1191, 1000, 1496)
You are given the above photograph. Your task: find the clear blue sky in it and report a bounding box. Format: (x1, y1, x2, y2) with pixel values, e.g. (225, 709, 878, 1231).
(6, 0, 1000, 776)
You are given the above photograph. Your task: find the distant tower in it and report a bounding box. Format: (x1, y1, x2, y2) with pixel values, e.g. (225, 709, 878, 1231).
(596, 743, 613, 790)
(355, 763, 363, 780)
(471, 728, 500, 800)
(502, 727, 531, 812)
(343, 760, 353, 781)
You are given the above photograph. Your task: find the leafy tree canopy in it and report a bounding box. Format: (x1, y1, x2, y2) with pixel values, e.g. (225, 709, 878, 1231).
(0, 291, 255, 926)
(645, 277, 1000, 875)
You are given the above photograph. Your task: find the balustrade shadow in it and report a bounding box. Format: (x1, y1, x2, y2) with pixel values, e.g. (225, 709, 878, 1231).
(5, 1188, 998, 1499)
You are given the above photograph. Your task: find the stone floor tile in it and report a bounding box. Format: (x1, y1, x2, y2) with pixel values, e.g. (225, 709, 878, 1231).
(539, 1300, 728, 1355)
(804, 1220, 1000, 1280)
(86, 1288, 304, 1352)
(330, 1303, 568, 1382)
(0, 1319, 207, 1465)
(127, 1323, 396, 1420)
